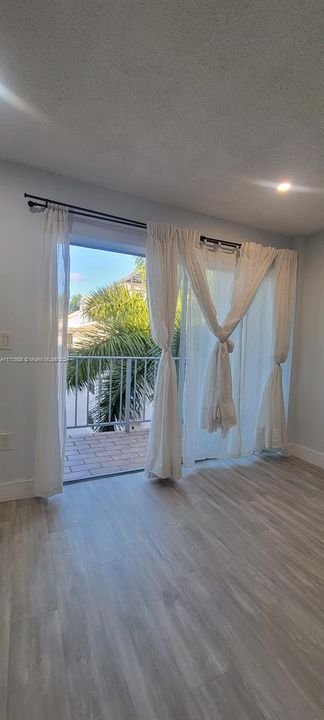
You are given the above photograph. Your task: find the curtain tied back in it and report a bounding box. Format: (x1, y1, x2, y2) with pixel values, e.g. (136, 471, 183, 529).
(145, 223, 181, 480)
(145, 222, 297, 480)
(256, 248, 297, 450)
(177, 233, 278, 436)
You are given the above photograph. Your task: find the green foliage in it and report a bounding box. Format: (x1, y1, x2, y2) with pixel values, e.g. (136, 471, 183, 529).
(84, 283, 150, 331)
(133, 255, 146, 282)
(69, 293, 82, 313)
(67, 258, 180, 431)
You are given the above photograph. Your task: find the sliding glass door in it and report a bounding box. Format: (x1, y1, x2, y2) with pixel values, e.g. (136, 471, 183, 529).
(181, 245, 290, 465)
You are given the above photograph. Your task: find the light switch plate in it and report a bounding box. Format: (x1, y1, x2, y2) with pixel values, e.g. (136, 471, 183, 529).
(0, 433, 13, 451)
(0, 332, 12, 350)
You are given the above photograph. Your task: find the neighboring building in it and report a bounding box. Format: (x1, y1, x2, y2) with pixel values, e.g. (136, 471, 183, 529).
(67, 298, 96, 348)
(119, 270, 146, 297)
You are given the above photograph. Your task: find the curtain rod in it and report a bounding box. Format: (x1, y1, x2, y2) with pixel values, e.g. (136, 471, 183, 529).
(24, 193, 241, 249)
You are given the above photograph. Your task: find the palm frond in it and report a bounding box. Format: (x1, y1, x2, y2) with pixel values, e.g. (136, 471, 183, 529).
(133, 256, 146, 282)
(67, 327, 157, 391)
(67, 259, 182, 429)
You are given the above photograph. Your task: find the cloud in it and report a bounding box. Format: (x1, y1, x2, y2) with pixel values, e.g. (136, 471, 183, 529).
(70, 272, 84, 283)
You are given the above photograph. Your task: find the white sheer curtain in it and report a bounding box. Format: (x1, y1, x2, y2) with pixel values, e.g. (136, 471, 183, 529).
(145, 223, 181, 480)
(177, 232, 277, 435)
(183, 247, 274, 464)
(145, 222, 297, 479)
(34, 206, 70, 497)
(256, 248, 297, 450)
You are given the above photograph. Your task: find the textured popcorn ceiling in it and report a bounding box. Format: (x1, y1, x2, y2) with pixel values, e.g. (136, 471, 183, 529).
(0, 1, 323, 234)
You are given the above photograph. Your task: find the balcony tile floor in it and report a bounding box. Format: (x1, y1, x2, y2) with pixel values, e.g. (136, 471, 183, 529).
(64, 429, 148, 481)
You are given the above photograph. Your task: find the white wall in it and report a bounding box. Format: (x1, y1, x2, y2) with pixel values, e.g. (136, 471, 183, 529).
(288, 231, 324, 466)
(0, 159, 291, 499)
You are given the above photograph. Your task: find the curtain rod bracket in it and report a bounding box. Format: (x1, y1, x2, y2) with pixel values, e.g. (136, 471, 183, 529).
(200, 235, 241, 250)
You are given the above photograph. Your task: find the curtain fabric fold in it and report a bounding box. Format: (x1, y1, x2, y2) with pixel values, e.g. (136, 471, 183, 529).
(34, 206, 70, 497)
(182, 248, 274, 465)
(145, 221, 297, 481)
(256, 249, 297, 450)
(178, 235, 277, 435)
(145, 223, 181, 480)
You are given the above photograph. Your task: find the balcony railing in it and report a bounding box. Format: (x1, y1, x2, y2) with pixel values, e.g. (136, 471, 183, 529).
(67, 355, 180, 432)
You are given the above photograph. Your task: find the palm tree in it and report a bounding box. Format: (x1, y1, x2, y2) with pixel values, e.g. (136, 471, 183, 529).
(67, 258, 180, 430)
(68, 293, 82, 312)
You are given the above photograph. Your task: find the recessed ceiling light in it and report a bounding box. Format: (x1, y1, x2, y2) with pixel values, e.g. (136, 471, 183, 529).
(276, 182, 291, 192)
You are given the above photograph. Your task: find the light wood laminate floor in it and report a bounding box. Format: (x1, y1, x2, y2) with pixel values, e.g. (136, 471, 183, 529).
(2, 454, 324, 720)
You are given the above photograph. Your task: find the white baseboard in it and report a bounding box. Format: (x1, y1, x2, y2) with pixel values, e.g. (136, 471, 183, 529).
(287, 443, 324, 470)
(0, 478, 34, 502)
(2, 446, 324, 501)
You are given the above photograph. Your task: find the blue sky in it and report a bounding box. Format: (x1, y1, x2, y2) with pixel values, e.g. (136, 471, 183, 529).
(70, 245, 135, 296)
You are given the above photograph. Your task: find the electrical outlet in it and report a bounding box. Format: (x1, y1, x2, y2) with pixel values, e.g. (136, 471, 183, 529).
(0, 433, 13, 451)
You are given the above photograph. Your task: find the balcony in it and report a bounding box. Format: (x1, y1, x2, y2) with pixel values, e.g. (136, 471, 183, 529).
(65, 354, 179, 481)
(65, 428, 149, 481)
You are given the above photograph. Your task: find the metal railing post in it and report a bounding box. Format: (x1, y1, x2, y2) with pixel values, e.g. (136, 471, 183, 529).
(66, 354, 179, 431)
(125, 357, 132, 433)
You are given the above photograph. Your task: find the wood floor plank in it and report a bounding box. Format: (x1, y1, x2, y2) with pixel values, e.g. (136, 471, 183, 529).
(10, 499, 57, 622)
(0, 500, 15, 524)
(49, 524, 138, 720)
(147, 588, 231, 691)
(194, 668, 267, 720)
(248, 598, 324, 716)
(180, 568, 322, 720)
(0, 520, 13, 720)
(7, 610, 71, 720)
(0, 621, 10, 720)
(45, 491, 79, 533)
(93, 559, 201, 720)
(0, 521, 13, 627)
(49, 528, 117, 720)
(3, 454, 324, 720)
